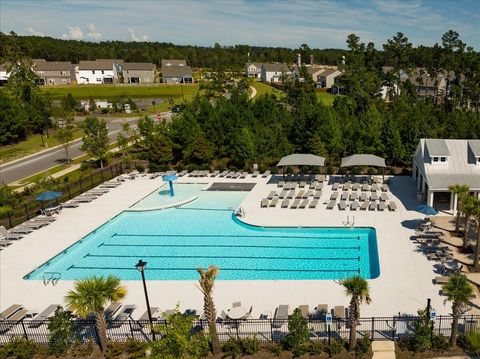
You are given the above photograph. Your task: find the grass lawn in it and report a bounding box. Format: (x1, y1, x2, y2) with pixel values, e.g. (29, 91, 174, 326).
(250, 81, 285, 100)
(0, 129, 84, 164)
(40, 84, 200, 100)
(316, 92, 335, 106)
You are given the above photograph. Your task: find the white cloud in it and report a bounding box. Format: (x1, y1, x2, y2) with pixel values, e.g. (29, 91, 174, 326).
(127, 28, 148, 42)
(62, 26, 83, 40)
(86, 24, 101, 39)
(27, 27, 44, 36)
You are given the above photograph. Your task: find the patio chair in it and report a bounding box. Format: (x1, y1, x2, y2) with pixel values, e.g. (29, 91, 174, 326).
(299, 305, 309, 318)
(262, 170, 271, 178)
(350, 192, 358, 201)
(371, 193, 379, 201)
(211, 170, 220, 177)
(303, 190, 313, 198)
(296, 190, 305, 199)
(381, 184, 389, 192)
(232, 301, 241, 308)
(252, 170, 259, 177)
(219, 170, 228, 177)
(309, 198, 319, 208)
(360, 201, 369, 211)
(380, 193, 388, 201)
(299, 199, 309, 209)
(33, 304, 61, 323)
(332, 183, 339, 191)
(269, 198, 279, 207)
(352, 183, 360, 191)
(0, 226, 24, 240)
(313, 191, 322, 199)
(339, 201, 347, 211)
(0, 305, 23, 321)
(240, 172, 248, 178)
(341, 192, 348, 201)
(278, 190, 287, 199)
(378, 202, 387, 211)
(388, 202, 397, 211)
(290, 199, 300, 209)
(273, 305, 289, 328)
(299, 181, 306, 188)
(362, 184, 369, 191)
(350, 201, 359, 211)
(372, 184, 379, 191)
(261, 199, 269, 208)
(268, 191, 277, 200)
(360, 193, 368, 201)
(315, 182, 324, 190)
(278, 181, 285, 188)
(287, 190, 295, 199)
(315, 305, 328, 318)
(326, 200, 335, 210)
(330, 192, 338, 200)
(281, 199, 290, 208)
(0, 309, 28, 333)
(334, 306, 346, 328)
(343, 183, 351, 191)
(434, 276, 450, 285)
(369, 202, 376, 211)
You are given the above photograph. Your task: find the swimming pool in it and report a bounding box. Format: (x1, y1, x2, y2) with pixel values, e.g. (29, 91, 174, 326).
(25, 185, 380, 281)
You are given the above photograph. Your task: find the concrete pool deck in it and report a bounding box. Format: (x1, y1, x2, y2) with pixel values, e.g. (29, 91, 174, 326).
(0, 174, 466, 319)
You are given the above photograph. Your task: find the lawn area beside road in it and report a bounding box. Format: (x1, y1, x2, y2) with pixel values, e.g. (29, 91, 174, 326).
(316, 92, 335, 106)
(250, 81, 285, 100)
(40, 84, 200, 100)
(0, 128, 84, 164)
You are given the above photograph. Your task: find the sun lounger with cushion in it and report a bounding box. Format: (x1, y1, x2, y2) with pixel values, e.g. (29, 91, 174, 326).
(290, 199, 300, 209)
(299, 305, 309, 318)
(112, 305, 136, 324)
(303, 190, 313, 198)
(261, 199, 269, 208)
(327, 200, 335, 210)
(287, 190, 295, 199)
(281, 199, 290, 208)
(378, 202, 387, 211)
(0, 305, 23, 320)
(309, 198, 319, 208)
(211, 170, 220, 177)
(341, 192, 348, 201)
(388, 202, 397, 211)
(299, 199, 309, 209)
(369, 202, 376, 211)
(219, 170, 228, 177)
(360, 201, 369, 210)
(104, 302, 122, 320)
(0, 309, 28, 333)
(269, 198, 279, 207)
(330, 192, 338, 200)
(177, 170, 188, 177)
(350, 201, 359, 210)
(295, 190, 305, 199)
(313, 191, 322, 199)
(34, 305, 61, 323)
(273, 305, 289, 327)
(381, 184, 389, 192)
(262, 170, 271, 178)
(268, 191, 277, 200)
(252, 170, 259, 177)
(278, 181, 285, 188)
(232, 172, 241, 179)
(315, 304, 328, 318)
(279, 190, 287, 199)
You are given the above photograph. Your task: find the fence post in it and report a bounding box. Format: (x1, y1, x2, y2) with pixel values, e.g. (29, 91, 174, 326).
(270, 319, 274, 342)
(8, 211, 13, 228)
(67, 184, 72, 199)
(128, 320, 134, 338)
(24, 204, 30, 220)
(438, 315, 442, 335)
(371, 317, 375, 339)
(20, 319, 28, 339)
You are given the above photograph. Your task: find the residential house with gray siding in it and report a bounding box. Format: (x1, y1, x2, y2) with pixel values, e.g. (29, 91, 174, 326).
(161, 59, 193, 83)
(122, 62, 156, 84)
(33, 59, 76, 85)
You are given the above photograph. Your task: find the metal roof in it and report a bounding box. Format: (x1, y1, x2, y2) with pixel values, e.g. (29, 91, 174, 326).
(341, 154, 386, 167)
(468, 140, 480, 157)
(425, 139, 451, 156)
(78, 60, 123, 70)
(162, 65, 193, 78)
(262, 63, 291, 72)
(161, 59, 186, 67)
(276, 154, 325, 167)
(122, 62, 156, 71)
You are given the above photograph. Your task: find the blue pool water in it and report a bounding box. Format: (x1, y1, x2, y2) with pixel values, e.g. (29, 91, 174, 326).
(25, 185, 380, 281)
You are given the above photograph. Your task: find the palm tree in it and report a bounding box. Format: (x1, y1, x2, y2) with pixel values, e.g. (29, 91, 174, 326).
(448, 184, 469, 233)
(65, 275, 126, 353)
(339, 275, 371, 351)
(462, 196, 476, 250)
(471, 198, 480, 268)
(197, 266, 221, 355)
(442, 274, 474, 345)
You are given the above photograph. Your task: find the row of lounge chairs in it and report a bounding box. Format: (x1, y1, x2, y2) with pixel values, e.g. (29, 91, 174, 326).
(0, 215, 56, 244)
(332, 182, 389, 192)
(327, 199, 397, 211)
(330, 191, 389, 202)
(278, 181, 323, 190)
(264, 304, 346, 328)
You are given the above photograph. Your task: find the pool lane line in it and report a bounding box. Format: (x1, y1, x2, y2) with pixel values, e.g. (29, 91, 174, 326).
(67, 265, 361, 273)
(111, 233, 366, 240)
(99, 243, 361, 250)
(84, 254, 362, 261)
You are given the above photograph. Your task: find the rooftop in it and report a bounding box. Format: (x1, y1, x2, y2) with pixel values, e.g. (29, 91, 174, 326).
(161, 59, 187, 67)
(162, 65, 193, 77)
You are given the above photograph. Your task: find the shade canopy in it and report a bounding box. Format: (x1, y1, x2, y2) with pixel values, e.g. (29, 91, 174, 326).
(276, 154, 326, 167)
(35, 191, 62, 201)
(162, 174, 178, 182)
(340, 154, 386, 168)
(416, 204, 438, 216)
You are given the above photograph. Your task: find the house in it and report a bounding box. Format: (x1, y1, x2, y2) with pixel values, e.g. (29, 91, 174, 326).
(121, 62, 156, 84)
(260, 63, 291, 83)
(161, 59, 193, 83)
(244, 63, 264, 78)
(33, 59, 76, 85)
(409, 70, 447, 101)
(76, 59, 124, 84)
(316, 69, 342, 89)
(412, 139, 480, 214)
(0, 64, 9, 86)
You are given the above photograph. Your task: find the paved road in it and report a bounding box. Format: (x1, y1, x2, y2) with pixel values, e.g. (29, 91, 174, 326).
(0, 117, 139, 184)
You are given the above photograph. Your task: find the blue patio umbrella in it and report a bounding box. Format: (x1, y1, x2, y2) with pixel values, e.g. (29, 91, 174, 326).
(36, 191, 62, 209)
(162, 174, 178, 197)
(416, 204, 438, 217)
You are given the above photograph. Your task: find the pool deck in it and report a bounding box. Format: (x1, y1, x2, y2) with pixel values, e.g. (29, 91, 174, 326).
(0, 174, 465, 319)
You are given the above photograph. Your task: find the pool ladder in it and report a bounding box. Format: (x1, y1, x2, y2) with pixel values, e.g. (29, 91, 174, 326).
(43, 272, 61, 286)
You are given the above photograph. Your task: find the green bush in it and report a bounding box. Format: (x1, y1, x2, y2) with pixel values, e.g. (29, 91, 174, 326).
(431, 334, 450, 351)
(0, 337, 46, 359)
(222, 337, 260, 357)
(326, 338, 345, 357)
(307, 340, 324, 354)
(410, 308, 433, 352)
(105, 338, 147, 359)
(47, 307, 74, 356)
(240, 337, 260, 355)
(282, 308, 309, 356)
(67, 339, 96, 357)
(461, 330, 480, 354)
(355, 334, 372, 357)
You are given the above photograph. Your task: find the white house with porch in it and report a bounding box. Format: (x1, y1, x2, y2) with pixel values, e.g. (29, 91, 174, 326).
(412, 139, 480, 214)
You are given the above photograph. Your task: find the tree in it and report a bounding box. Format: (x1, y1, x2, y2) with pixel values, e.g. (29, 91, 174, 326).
(0, 92, 28, 145)
(282, 308, 309, 356)
(80, 116, 109, 168)
(448, 184, 470, 234)
(61, 93, 80, 113)
(442, 274, 474, 345)
(472, 198, 480, 269)
(116, 120, 136, 157)
(462, 196, 477, 251)
(339, 275, 371, 350)
(54, 117, 75, 164)
(197, 266, 221, 355)
(47, 307, 74, 356)
(65, 275, 126, 353)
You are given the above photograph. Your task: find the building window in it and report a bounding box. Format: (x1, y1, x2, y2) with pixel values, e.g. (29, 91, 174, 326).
(432, 157, 439, 162)
(440, 157, 446, 162)
(96, 78, 102, 82)
(92, 70, 95, 74)
(101, 70, 104, 74)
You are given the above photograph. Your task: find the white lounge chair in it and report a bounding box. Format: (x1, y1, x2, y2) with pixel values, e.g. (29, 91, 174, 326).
(290, 199, 300, 209)
(261, 199, 269, 208)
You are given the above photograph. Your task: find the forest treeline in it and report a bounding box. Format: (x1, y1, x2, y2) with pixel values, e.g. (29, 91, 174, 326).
(0, 31, 475, 70)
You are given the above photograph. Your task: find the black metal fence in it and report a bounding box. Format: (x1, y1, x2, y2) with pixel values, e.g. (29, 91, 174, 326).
(1, 315, 479, 345)
(1, 163, 127, 230)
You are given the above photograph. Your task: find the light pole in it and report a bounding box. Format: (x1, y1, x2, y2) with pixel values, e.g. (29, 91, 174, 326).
(135, 259, 155, 340)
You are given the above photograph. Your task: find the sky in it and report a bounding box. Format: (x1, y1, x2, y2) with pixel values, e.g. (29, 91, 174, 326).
(1, 0, 479, 50)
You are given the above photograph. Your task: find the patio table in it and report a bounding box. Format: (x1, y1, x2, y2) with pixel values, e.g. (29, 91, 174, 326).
(227, 306, 249, 320)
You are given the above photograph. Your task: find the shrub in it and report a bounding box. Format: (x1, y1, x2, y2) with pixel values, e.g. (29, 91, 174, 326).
(282, 308, 309, 356)
(47, 307, 74, 356)
(410, 308, 433, 352)
(222, 338, 243, 358)
(240, 337, 260, 355)
(307, 340, 324, 355)
(326, 338, 345, 357)
(431, 334, 450, 351)
(355, 334, 372, 357)
(461, 330, 480, 354)
(67, 339, 96, 357)
(0, 337, 46, 359)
